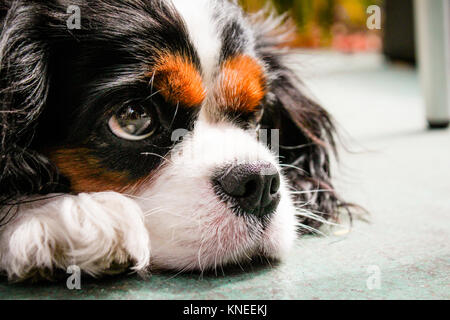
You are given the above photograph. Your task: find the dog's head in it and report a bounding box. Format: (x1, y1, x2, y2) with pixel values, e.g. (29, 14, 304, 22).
(0, 0, 346, 272)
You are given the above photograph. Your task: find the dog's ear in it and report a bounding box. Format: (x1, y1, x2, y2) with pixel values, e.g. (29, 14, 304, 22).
(251, 13, 349, 231)
(0, 2, 61, 218)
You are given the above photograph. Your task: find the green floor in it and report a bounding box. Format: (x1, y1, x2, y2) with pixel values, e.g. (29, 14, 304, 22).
(1, 53, 449, 299)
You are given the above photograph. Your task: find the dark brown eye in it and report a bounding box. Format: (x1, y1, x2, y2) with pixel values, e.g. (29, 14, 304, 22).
(108, 105, 157, 140)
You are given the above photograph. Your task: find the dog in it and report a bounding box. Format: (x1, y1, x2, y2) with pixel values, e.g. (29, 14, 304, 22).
(0, 0, 349, 280)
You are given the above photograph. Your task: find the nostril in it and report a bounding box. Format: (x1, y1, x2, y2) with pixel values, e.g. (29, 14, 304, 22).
(260, 173, 280, 208)
(269, 174, 280, 195)
(243, 179, 258, 198)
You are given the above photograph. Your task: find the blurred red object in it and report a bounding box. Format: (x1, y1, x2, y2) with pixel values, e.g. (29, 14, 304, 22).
(332, 31, 382, 53)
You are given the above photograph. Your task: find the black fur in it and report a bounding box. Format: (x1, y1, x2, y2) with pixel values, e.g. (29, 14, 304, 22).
(0, 1, 60, 222)
(1, 1, 351, 232)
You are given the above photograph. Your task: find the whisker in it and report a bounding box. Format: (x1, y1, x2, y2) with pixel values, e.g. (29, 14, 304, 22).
(140, 152, 173, 164)
(296, 209, 338, 227)
(292, 194, 319, 208)
(143, 207, 166, 217)
(197, 230, 208, 279)
(147, 89, 161, 100)
(279, 163, 308, 174)
(279, 143, 314, 150)
(290, 189, 334, 195)
(121, 193, 156, 201)
(280, 164, 309, 176)
(148, 72, 156, 94)
(297, 223, 326, 236)
(264, 256, 273, 269)
(169, 102, 179, 129)
(165, 267, 189, 281)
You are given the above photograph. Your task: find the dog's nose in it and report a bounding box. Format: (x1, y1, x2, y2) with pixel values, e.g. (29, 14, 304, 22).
(214, 161, 281, 218)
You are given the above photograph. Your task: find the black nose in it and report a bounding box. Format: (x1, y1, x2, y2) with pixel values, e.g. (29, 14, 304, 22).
(213, 161, 281, 218)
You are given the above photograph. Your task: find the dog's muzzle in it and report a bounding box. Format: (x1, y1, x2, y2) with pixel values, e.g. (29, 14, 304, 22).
(213, 160, 281, 218)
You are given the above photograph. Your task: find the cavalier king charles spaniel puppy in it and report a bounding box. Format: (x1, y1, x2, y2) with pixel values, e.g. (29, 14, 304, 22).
(0, 0, 349, 280)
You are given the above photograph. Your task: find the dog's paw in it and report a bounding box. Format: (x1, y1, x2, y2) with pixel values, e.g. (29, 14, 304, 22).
(0, 192, 150, 280)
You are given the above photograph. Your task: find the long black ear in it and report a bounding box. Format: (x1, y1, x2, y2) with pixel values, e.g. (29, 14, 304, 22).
(251, 12, 350, 232)
(0, 2, 60, 223)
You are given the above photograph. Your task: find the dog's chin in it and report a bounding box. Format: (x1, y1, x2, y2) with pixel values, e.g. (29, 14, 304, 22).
(137, 192, 297, 272)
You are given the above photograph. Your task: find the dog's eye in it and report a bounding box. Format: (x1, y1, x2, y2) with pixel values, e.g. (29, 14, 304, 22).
(108, 105, 157, 140)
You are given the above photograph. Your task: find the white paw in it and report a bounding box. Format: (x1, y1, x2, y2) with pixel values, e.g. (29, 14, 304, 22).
(0, 192, 150, 279)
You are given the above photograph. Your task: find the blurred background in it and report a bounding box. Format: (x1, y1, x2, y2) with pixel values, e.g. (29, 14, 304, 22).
(240, 0, 418, 65)
(241, 0, 383, 53)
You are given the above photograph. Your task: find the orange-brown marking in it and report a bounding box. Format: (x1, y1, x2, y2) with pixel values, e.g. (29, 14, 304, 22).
(218, 55, 266, 113)
(49, 148, 131, 193)
(149, 54, 206, 107)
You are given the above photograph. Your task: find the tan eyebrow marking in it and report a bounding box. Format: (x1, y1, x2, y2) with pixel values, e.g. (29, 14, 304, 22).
(216, 55, 266, 113)
(148, 54, 206, 107)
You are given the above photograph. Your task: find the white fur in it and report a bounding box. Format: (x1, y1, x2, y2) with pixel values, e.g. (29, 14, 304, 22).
(0, 193, 150, 279)
(170, 0, 257, 83)
(171, 0, 222, 83)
